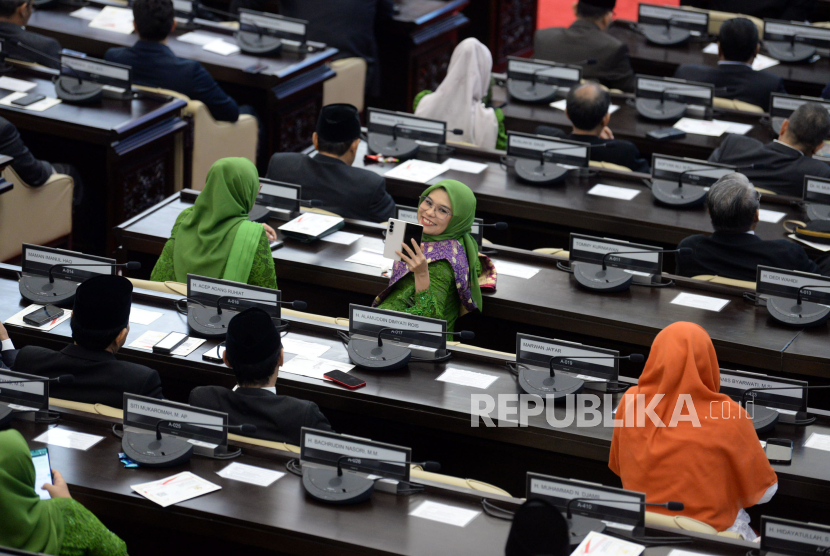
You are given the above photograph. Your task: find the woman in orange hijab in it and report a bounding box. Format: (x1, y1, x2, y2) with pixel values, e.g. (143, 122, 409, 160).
(609, 322, 777, 539)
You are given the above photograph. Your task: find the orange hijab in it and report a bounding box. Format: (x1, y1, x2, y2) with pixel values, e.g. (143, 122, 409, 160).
(609, 322, 777, 532)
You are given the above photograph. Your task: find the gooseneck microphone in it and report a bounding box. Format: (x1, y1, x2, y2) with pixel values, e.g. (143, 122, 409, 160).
(739, 383, 830, 431)
(796, 284, 830, 305)
(0, 374, 75, 386)
(600, 247, 692, 271)
(299, 199, 323, 207)
(215, 296, 307, 314)
(520, 354, 644, 398)
(48, 261, 141, 283)
(481, 222, 508, 230)
(549, 354, 644, 378)
(565, 497, 684, 519)
(374, 327, 474, 347)
(335, 455, 440, 476)
(391, 123, 462, 141)
(122, 419, 257, 467)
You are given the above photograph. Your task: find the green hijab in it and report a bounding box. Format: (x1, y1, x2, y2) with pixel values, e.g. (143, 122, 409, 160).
(173, 157, 263, 284)
(0, 430, 64, 554)
(421, 179, 482, 310)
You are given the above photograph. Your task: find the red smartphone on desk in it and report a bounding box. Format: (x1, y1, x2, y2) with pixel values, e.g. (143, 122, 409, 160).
(324, 370, 366, 390)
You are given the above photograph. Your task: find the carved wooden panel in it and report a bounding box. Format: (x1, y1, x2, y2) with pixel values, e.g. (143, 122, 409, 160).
(121, 156, 169, 220)
(414, 43, 454, 99)
(276, 98, 322, 153)
(495, 0, 537, 66)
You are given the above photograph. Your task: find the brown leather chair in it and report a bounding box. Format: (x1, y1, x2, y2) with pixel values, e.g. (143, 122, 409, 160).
(323, 57, 367, 112)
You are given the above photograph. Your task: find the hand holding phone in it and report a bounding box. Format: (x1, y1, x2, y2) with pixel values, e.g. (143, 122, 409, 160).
(324, 370, 366, 390)
(384, 218, 423, 261)
(30, 448, 53, 500)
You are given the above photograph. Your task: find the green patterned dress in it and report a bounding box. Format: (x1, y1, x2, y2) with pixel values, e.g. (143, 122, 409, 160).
(150, 207, 277, 289)
(53, 498, 127, 556)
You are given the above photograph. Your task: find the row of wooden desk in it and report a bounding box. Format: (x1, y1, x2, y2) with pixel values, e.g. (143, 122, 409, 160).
(2, 265, 829, 516)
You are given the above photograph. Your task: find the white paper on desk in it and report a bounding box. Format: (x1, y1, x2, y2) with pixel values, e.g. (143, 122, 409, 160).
(789, 233, 830, 252)
(753, 53, 780, 71)
(384, 159, 448, 183)
(436, 368, 498, 389)
(673, 118, 731, 137)
(345, 248, 392, 269)
(0, 76, 36, 92)
(6, 305, 72, 331)
(758, 209, 786, 224)
(281, 354, 354, 380)
(88, 6, 134, 34)
(571, 531, 645, 556)
(70, 6, 101, 19)
(671, 292, 730, 312)
(131, 472, 221, 508)
(712, 119, 753, 135)
(128, 330, 168, 351)
(493, 260, 540, 279)
(281, 337, 331, 358)
(203, 39, 240, 56)
(177, 31, 223, 45)
(0, 92, 61, 112)
(587, 184, 640, 200)
(550, 98, 620, 115)
(320, 231, 363, 245)
(439, 158, 488, 174)
(703, 42, 719, 55)
(409, 500, 480, 527)
(804, 432, 830, 452)
(217, 462, 285, 487)
(129, 307, 162, 325)
(603, 521, 636, 532)
(172, 337, 206, 357)
(279, 212, 343, 237)
(8, 403, 39, 412)
(33, 428, 103, 451)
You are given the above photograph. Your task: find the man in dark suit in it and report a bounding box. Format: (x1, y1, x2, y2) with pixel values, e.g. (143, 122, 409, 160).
(0, 0, 61, 69)
(708, 102, 830, 196)
(674, 18, 785, 110)
(534, 0, 635, 93)
(0, 117, 82, 204)
(677, 173, 827, 281)
(8, 275, 163, 408)
(267, 104, 395, 222)
(0, 320, 13, 370)
(189, 308, 332, 445)
(537, 83, 649, 173)
(104, 0, 241, 123)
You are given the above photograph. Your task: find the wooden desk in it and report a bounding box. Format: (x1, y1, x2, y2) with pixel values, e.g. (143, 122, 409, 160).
(608, 22, 829, 98)
(462, 0, 537, 71)
(27, 7, 337, 157)
(376, 0, 470, 112)
(3, 266, 830, 510)
(112, 199, 825, 382)
(498, 90, 777, 161)
(0, 64, 187, 256)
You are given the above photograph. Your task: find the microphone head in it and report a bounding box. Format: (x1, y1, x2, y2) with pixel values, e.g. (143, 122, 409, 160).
(125, 261, 141, 270)
(422, 461, 441, 472)
(457, 330, 475, 341)
(291, 300, 308, 311)
(628, 354, 645, 363)
(666, 501, 684, 511)
(493, 222, 508, 231)
(450, 129, 463, 135)
(57, 374, 75, 384)
(239, 424, 257, 435)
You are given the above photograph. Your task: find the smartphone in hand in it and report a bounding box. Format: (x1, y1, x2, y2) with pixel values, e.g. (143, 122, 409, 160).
(383, 218, 424, 261)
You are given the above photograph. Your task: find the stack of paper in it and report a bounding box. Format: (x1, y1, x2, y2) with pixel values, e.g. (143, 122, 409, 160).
(279, 213, 344, 242)
(89, 6, 134, 34)
(673, 118, 731, 137)
(281, 354, 354, 380)
(384, 159, 448, 183)
(131, 472, 221, 507)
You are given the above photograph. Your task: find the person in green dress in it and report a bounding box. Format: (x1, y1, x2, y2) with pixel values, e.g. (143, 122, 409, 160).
(413, 38, 507, 151)
(150, 157, 277, 289)
(373, 180, 496, 331)
(0, 429, 127, 556)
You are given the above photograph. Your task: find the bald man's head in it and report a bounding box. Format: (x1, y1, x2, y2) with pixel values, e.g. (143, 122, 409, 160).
(566, 83, 610, 132)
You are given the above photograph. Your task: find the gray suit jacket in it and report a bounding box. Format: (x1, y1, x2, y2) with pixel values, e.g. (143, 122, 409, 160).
(534, 19, 636, 92)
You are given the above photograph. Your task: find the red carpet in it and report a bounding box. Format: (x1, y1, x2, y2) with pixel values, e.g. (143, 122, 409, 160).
(538, 0, 680, 29)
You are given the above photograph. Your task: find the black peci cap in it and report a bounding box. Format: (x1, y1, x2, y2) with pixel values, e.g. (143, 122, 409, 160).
(316, 103, 361, 143)
(579, 0, 616, 9)
(70, 275, 132, 334)
(225, 307, 281, 365)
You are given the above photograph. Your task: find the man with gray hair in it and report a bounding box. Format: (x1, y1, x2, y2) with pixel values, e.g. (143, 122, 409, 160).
(708, 102, 830, 196)
(676, 173, 827, 281)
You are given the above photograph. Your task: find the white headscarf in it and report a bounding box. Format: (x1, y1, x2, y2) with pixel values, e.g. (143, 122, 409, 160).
(415, 38, 499, 150)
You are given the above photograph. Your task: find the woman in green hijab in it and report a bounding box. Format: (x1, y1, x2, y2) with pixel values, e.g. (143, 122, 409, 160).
(0, 429, 127, 556)
(151, 158, 277, 288)
(373, 180, 496, 331)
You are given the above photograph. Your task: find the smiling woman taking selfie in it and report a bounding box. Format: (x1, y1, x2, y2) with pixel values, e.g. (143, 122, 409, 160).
(372, 180, 496, 331)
